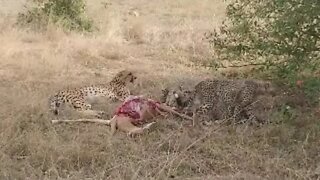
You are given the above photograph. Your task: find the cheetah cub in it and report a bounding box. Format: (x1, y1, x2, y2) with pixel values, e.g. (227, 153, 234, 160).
(49, 70, 137, 117)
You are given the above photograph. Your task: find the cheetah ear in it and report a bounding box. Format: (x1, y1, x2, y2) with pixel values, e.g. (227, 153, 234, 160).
(162, 88, 168, 93)
(161, 88, 169, 97)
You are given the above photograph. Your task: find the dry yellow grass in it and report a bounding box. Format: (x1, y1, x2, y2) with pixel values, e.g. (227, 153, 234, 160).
(0, 0, 319, 179)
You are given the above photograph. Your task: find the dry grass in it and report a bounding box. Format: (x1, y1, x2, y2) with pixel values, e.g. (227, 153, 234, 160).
(0, 0, 319, 179)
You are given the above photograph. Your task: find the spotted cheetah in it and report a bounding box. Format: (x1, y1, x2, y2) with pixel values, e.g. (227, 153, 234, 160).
(162, 79, 275, 126)
(189, 79, 275, 126)
(49, 70, 137, 117)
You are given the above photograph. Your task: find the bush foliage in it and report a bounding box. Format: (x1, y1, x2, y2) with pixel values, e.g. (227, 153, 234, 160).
(17, 0, 94, 32)
(209, 0, 320, 79)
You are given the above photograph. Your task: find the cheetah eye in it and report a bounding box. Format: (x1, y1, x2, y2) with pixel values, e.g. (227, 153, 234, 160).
(128, 72, 132, 75)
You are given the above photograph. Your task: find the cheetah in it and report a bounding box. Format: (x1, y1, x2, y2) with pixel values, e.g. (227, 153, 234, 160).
(161, 79, 275, 126)
(160, 85, 193, 111)
(189, 78, 275, 126)
(49, 70, 137, 117)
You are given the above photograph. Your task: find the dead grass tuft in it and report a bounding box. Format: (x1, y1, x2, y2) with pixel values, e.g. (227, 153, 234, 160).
(124, 20, 145, 44)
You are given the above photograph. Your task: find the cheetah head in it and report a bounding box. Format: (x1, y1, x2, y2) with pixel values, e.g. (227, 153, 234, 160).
(161, 85, 194, 110)
(116, 70, 137, 84)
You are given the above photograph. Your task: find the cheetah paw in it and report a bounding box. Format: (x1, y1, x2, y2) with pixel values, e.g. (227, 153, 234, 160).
(127, 132, 140, 138)
(95, 111, 106, 118)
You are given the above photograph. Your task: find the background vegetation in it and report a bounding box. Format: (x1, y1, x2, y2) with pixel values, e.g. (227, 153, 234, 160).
(17, 0, 94, 31)
(209, 0, 320, 104)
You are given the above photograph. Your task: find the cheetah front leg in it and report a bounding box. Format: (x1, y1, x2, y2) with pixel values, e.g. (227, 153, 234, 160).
(243, 105, 263, 126)
(231, 105, 242, 123)
(192, 103, 213, 127)
(71, 99, 105, 118)
(232, 103, 262, 126)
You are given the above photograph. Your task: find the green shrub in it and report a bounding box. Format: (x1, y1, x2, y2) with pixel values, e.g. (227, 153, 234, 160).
(17, 0, 94, 32)
(300, 77, 320, 105)
(209, 0, 320, 79)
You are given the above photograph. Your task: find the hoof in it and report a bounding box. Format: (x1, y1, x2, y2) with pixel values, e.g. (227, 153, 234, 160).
(143, 122, 156, 130)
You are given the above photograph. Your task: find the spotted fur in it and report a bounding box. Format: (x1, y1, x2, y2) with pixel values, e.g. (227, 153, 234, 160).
(161, 79, 275, 126)
(49, 70, 137, 116)
(189, 79, 275, 126)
